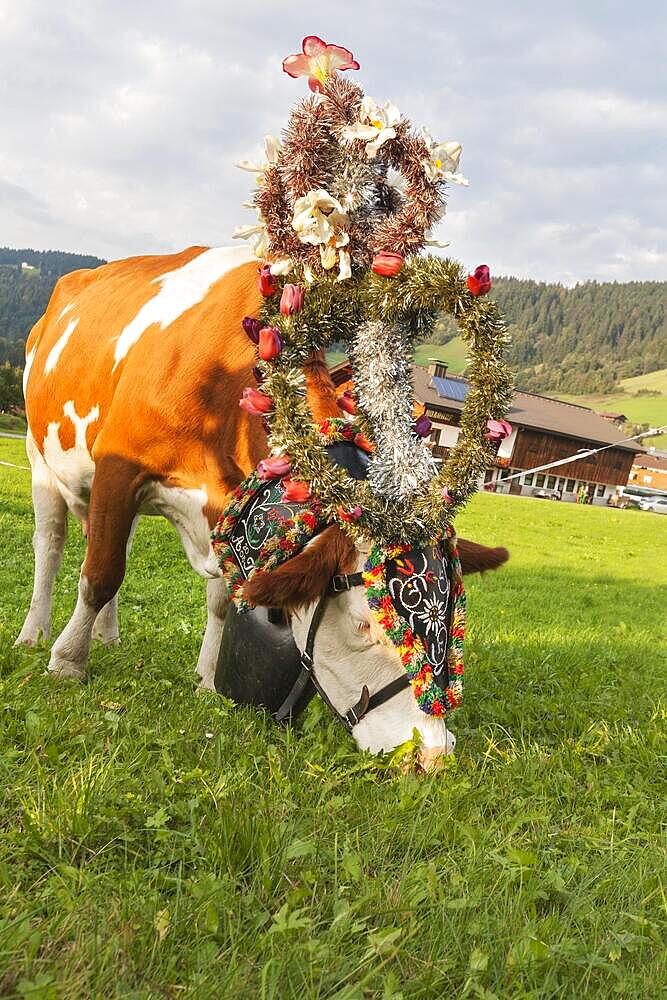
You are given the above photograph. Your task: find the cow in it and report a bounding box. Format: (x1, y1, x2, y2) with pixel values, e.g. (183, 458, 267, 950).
(17, 244, 508, 766)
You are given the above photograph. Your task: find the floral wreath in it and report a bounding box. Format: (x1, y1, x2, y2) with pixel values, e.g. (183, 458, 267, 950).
(232, 35, 514, 550)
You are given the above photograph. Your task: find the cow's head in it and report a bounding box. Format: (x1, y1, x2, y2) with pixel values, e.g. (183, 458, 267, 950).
(242, 525, 508, 769)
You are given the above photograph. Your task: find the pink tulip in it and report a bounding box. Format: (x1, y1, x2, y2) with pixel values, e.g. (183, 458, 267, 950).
(239, 387, 274, 416)
(257, 455, 292, 480)
(242, 316, 261, 344)
(467, 264, 492, 296)
(282, 36, 360, 92)
(485, 418, 512, 441)
(281, 477, 312, 502)
(258, 265, 278, 297)
(258, 326, 283, 361)
(280, 284, 305, 316)
(337, 390, 357, 415)
(441, 488, 453, 504)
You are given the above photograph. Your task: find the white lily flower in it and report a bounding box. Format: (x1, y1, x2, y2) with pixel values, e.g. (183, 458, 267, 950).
(269, 258, 294, 276)
(319, 243, 337, 269)
(337, 249, 352, 281)
(292, 189, 349, 248)
(235, 135, 282, 187)
(232, 211, 269, 259)
(342, 96, 401, 159)
(420, 128, 469, 185)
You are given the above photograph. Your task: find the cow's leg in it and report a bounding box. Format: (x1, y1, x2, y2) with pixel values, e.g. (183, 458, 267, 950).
(91, 518, 137, 644)
(48, 458, 145, 679)
(196, 576, 229, 690)
(16, 433, 69, 646)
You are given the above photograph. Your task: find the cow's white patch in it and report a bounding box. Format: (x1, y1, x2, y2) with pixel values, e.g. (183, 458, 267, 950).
(113, 245, 251, 368)
(23, 347, 36, 397)
(142, 480, 219, 579)
(58, 302, 75, 322)
(45, 317, 79, 374)
(42, 401, 99, 517)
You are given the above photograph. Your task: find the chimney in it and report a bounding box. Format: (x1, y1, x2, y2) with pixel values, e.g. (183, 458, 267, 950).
(428, 358, 448, 380)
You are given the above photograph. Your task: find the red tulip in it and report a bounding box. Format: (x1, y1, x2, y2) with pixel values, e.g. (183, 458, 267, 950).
(239, 387, 274, 415)
(353, 432, 375, 453)
(485, 418, 512, 441)
(257, 455, 292, 480)
(337, 504, 362, 523)
(371, 252, 404, 277)
(258, 326, 283, 361)
(467, 264, 492, 296)
(242, 316, 261, 343)
(281, 477, 312, 502)
(258, 265, 278, 297)
(441, 488, 453, 504)
(337, 390, 357, 415)
(280, 284, 305, 315)
(414, 413, 432, 437)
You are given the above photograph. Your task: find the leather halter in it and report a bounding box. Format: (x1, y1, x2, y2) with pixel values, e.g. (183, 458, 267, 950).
(274, 571, 410, 732)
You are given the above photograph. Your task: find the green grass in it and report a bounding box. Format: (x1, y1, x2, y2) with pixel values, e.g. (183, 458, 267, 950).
(556, 369, 667, 448)
(620, 368, 667, 395)
(0, 413, 27, 435)
(1, 436, 666, 998)
(328, 338, 468, 376)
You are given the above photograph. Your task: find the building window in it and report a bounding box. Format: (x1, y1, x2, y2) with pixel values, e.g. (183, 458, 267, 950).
(523, 472, 534, 485)
(484, 469, 494, 483)
(536, 474, 545, 487)
(596, 484, 605, 497)
(430, 427, 441, 445)
(546, 475, 556, 489)
(642, 475, 652, 484)
(565, 479, 575, 492)
(498, 467, 510, 480)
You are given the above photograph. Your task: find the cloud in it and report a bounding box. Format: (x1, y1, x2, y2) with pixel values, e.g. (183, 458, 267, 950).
(0, 0, 665, 281)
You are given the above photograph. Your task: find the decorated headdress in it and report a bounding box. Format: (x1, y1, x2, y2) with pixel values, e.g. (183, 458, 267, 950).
(213, 36, 514, 717)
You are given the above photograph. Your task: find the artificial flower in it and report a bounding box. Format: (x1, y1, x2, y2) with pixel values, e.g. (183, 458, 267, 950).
(353, 432, 375, 453)
(280, 284, 305, 315)
(232, 212, 269, 259)
(337, 249, 352, 281)
(337, 391, 357, 415)
(281, 477, 312, 502)
(282, 35, 359, 92)
(414, 413, 432, 437)
(441, 488, 454, 504)
(257, 455, 292, 480)
(485, 418, 513, 441)
(258, 326, 283, 361)
(235, 135, 282, 187)
(371, 251, 404, 277)
(420, 127, 469, 185)
(337, 504, 362, 523)
(269, 258, 294, 276)
(342, 96, 401, 159)
(292, 189, 349, 247)
(239, 387, 274, 415)
(467, 264, 492, 296)
(242, 316, 261, 344)
(258, 265, 278, 297)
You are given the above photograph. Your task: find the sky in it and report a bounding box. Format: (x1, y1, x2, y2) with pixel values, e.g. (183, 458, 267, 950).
(1, 0, 665, 284)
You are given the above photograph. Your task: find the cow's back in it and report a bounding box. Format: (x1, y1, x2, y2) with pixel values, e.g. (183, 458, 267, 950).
(24, 245, 267, 515)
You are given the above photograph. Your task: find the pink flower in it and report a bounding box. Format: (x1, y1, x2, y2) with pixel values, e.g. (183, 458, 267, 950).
(467, 264, 492, 296)
(257, 455, 292, 480)
(441, 488, 453, 504)
(280, 284, 305, 316)
(485, 418, 512, 441)
(258, 326, 283, 361)
(258, 265, 278, 297)
(242, 316, 261, 344)
(337, 504, 362, 523)
(337, 390, 357, 415)
(371, 252, 404, 277)
(282, 36, 360, 92)
(281, 477, 312, 502)
(239, 387, 274, 416)
(414, 413, 432, 437)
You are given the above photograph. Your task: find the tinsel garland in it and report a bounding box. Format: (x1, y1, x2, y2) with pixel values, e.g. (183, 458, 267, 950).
(349, 319, 436, 501)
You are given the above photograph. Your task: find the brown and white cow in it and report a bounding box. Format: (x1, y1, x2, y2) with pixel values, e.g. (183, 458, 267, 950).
(18, 244, 507, 764)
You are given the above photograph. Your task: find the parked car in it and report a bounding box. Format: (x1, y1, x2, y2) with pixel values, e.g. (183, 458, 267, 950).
(638, 497, 667, 514)
(532, 488, 561, 501)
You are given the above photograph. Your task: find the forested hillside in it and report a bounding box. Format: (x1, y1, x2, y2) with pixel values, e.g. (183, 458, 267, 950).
(431, 277, 667, 394)
(0, 248, 105, 367)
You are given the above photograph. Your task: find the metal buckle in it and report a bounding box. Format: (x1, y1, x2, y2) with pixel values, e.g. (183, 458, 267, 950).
(301, 651, 313, 671)
(332, 575, 350, 593)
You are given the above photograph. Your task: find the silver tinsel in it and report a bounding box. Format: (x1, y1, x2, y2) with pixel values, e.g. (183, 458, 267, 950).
(350, 320, 437, 501)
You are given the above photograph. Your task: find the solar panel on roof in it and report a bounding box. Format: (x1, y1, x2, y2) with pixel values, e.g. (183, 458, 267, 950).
(431, 377, 470, 402)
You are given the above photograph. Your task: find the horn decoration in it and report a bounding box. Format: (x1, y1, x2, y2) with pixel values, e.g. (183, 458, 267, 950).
(232, 38, 513, 548)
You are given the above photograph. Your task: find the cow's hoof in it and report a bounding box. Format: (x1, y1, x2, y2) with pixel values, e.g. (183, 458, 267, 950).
(93, 633, 121, 646)
(196, 673, 217, 693)
(47, 656, 86, 681)
(15, 625, 49, 647)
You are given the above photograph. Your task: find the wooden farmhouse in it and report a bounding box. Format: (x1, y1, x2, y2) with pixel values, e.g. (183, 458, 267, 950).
(330, 359, 642, 505)
(629, 451, 667, 493)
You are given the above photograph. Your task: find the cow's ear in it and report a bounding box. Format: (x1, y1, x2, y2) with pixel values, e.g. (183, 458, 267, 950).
(456, 538, 509, 574)
(242, 525, 357, 612)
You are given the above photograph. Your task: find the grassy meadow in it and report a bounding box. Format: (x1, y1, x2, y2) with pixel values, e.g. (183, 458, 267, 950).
(0, 435, 665, 999)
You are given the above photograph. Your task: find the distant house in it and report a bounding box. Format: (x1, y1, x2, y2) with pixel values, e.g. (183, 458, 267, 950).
(21, 262, 37, 271)
(329, 358, 643, 505)
(597, 411, 628, 427)
(629, 451, 667, 493)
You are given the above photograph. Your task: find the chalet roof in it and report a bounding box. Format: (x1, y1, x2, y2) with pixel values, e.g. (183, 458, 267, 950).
(633, 452, 667, 472)
(411, 366, 643, 453)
